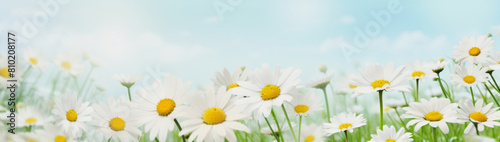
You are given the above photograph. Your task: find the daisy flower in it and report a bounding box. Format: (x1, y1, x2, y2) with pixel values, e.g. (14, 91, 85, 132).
(457, 99, 500, 134)
(53, 51, 84, 76)
(453, 35, 495, 64)
(299, 124, 325, 142)
(232, 64, 301, 117)
(91, 96, 141, 141)
(179, 86, 251, 142)
(39, 123, 76, 142)
(0, 56, 11, 87)
(402, 98, 459, 134)
(306, 73, 334, 89)
(368, 125, 413, 142)
(52, 93, 94, 137)
(318, 64, 327, 73)
(13, 132, 40, 142)
(132, 74, 191, 142)
(22, 48, 48, 72)
(484, 51, 500, 71)
(113, 74, 141, 88)
(450, 64, 489, 88)
(284, 92, 323, 116)
(429, 60, 449, 74)
(17, 106, 45, 127)
(405, 60, 434, 80)
(351, 62, 411, 97)
(336, 75, 359, 94)
(209, 66, 249, 92)
(323, 113, 366, 136)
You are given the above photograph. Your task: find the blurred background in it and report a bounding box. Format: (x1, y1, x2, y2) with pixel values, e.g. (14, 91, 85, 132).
(1, 0, 500, 97)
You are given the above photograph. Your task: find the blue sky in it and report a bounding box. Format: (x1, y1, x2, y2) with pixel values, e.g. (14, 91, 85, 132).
(1, 0, 500, 96)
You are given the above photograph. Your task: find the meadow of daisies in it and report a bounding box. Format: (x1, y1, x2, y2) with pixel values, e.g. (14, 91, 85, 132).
(2, 35, 500, 142)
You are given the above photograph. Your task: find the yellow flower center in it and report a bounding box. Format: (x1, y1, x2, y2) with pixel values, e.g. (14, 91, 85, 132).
(66, 109, 78, 122)
(424, 111, 443, 121)
(61, 61, 71, 70)
(498, 61, 500, 64)
(469, 47, 481, 56)
(227, 83, 240, 90)
(412, 71, 425, 78)
(371, 80, 390, 89)
(338, 123, 352, 129)
(202, 107, 226, 125)
(29, 58, 38, 65)
(470, 112, 488, 122)
(156, 98, 176, 116)
(463, 75, 476, 84)
(109, 117, 126, 131)
(304, 135, 315, 142)
(385, 139, 396, 142)
(25, 117, 37, 125)
(54, 135, 67, 142)
(0, 68, 9, 78)
(27, 138, 38, 142)
(294, 104, 309, 114)
(261, 85, 281, 100)
(349, 84, 357, 88)
(384, 107, 393, 112)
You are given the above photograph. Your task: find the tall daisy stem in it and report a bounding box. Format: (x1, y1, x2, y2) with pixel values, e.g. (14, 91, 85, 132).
(437, 73, 450, 100)
(281, 105, 297, 142)
(321, 87, 331, 122)
(416, 79, 420, 101)
(174, 119, 186, 142)
(470, 87, 476, 105)
(127, 87, 132, 101)
(489, 72, 500, 91)
(271, 109, 285, 142)
(298, 116, 302, 142)
(263, 117, 280, 142)
(378, 90, 384, 130)
(344, 131, 349, 142)
(484, 83, 500, 107)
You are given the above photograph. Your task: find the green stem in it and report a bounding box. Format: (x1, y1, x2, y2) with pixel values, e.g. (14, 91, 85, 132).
(298, 116, 302, 142)
(271, 109, 285, 142)
(72, 76, 81, 92)
(321, 87, 331, 122)
(21, 65, 32, 79)
(402, 92, 409, 106)
(378, 90, 384, 130)
(174, 119, 186, 142)
(437, 73, 450, 99)
(79, 67, 93, 95)
(484, 83, 500, 107)
(50, 72, 61, 98)
(416, 79, 420, 101)
(470, 87, 476, 105)
(488, 80, 500, 93)
(344, 131, 349, 142)
(489, 72, 500, 91)
(394, 108, 409, 132)
(263, 116, 280, 142)
(281, 105, 297, 142)
(474, 122, 480, 136)
(127, 87, 132, 101)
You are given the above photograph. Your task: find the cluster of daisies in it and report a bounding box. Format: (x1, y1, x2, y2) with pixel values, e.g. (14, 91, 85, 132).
(1, 34, 500, 142)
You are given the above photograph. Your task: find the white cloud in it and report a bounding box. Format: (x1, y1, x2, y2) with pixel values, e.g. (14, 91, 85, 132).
(340, 15, 355, 24)
(369, 31, 449, 51)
